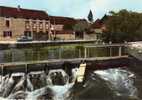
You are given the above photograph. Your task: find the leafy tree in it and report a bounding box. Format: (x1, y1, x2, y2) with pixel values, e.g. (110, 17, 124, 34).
(63, 24, 73, 30)
(103, 9, 142, 43)
(88, 10, 93, 22)
(73, 21, 89, 32)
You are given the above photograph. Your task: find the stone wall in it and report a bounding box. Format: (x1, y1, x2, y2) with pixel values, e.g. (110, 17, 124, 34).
(56, 34, 75, 40)
(84, 33, 97, 40)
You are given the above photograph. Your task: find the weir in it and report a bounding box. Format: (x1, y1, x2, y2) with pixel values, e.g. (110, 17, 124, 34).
(0, 43, 129, 84)
(0, 41, 128, 75)
(0, 42, 138, 99)
(0, 56, 129, 75)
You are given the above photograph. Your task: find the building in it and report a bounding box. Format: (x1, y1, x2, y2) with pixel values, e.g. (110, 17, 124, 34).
(90, 19, 106, 40)
(0, 6, 50, 41)
(0, 6, 100, 41)
(75, 19, 90, 39)
(49, 16, 77, 40)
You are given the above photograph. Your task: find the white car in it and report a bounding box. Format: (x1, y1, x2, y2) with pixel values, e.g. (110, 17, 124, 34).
(17, 36, 33, 42)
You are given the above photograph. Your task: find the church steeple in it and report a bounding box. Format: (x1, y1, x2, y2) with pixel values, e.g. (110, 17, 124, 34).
(88, 10, 93, 22)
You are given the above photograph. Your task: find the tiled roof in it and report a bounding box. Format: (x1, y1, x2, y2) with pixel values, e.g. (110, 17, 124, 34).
(49, 16, 77, 25)
(76, 19, 87, 22)
(55, 30, 74, 34)
(0, 6, 48, 20)
(91, 19, 103, 29)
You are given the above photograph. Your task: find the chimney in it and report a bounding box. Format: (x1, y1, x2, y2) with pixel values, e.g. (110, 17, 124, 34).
(17, 5, 21, 11)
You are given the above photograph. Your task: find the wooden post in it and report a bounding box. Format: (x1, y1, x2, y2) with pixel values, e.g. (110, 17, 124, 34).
(110, 47, 112, 57)
(37, 51, 40, 60)
(1, 64, 4, 82)
(25, 64, 28, 74)
(1, 64, 4, 76)
(48, 22, 51, 40)
(79, 49, 81, 58)
(76, 63, 87, 83)
(59, 47, 62, 59)
(24, 64, 27, 91)
(11, 49, 14, 62)
(84, 47, 87, 58)
(119, 46, 122, 56)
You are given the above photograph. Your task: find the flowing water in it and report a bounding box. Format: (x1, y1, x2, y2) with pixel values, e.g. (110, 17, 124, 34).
(0, 44, 141, 100)
(0, 67, 141, 100)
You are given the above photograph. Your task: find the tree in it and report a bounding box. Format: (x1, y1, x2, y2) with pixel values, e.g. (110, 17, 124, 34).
(73, 21, 89, 32)
(102, 9, 142, 43)
(73, 21, 89, 39)
(63, 24, 73, 30)
(88, 10, 93, 22)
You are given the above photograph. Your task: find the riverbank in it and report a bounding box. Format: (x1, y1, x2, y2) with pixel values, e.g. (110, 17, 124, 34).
(0, 39, 97, 45)
(129, 56, 142, 99)
(0, 39, 97, 49)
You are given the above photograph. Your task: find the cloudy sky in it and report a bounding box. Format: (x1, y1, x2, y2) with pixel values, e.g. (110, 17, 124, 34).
(0, 0, 142, 19)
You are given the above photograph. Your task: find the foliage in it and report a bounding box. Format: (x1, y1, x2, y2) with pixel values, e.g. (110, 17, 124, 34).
(88, 10, 93, 22)
(63, 24, 73, 30)
(73, 21, 89, 32)
(103, 9, 142, 43)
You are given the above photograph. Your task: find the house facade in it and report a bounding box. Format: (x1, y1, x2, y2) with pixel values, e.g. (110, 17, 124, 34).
(0, 6, 100, 41)
(49, 16, 77, 40)
(0, 6, 50, 41)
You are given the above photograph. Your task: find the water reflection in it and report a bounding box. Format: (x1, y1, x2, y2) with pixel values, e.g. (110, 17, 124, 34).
(0, 45, 126, 63)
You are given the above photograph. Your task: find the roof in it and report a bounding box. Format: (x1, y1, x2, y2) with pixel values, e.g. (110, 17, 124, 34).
(76, 19, 87, 22)
(0, 6, 48, 20)
(49, 16, 77, 25)
(55, 30, 74, 34)
(101, 14, 109, 22)
(91, 19, 103, 29)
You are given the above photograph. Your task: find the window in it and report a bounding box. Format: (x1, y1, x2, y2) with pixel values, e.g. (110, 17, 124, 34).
(6, 20, 10, 28)
(46, 22, 49, 30)
(32, 21, 37, 29)
(39, 22, 43, 30)
(25, 21, 30, 30)
(3, 31, 12, 37)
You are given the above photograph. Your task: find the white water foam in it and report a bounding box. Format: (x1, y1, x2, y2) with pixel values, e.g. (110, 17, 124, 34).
(0, 68, 138, 100)
(94, 68, 138, 97)
(0, 68, 78, 100)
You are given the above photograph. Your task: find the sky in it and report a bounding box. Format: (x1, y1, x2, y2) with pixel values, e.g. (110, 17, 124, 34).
(0, 0, 142, 20)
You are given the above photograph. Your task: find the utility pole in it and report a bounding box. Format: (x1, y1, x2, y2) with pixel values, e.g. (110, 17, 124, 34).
(54, 17, 56, 40)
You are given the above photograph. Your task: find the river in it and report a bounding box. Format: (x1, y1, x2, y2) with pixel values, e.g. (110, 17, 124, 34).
(0, 67, 141, 100)
(0, 44, 126, 63)
(0, 44, 141, 100)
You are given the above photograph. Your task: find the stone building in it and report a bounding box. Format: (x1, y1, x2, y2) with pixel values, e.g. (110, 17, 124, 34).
(0, 6, 100, 41)
(49, 16, 77, 40)
(0, 6, 50, 41)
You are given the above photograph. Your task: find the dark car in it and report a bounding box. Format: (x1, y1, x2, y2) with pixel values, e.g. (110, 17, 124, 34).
(17, 36, 33, 42)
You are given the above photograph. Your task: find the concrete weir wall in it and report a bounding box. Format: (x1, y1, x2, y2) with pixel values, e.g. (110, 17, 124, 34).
(0, 57, 130, 75)
(129, 55, 142, 76)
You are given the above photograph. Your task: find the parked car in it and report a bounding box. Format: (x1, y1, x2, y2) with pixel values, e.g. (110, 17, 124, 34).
(17, 36, 33, 42)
